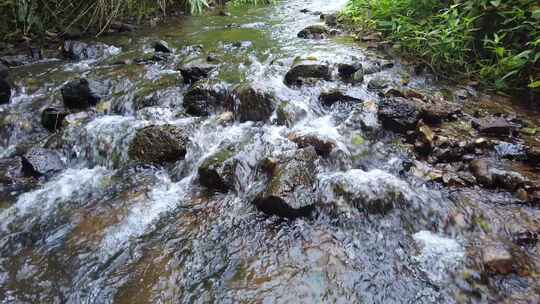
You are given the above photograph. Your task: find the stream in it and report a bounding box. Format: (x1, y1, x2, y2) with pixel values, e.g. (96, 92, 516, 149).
(1, 0, 539, 303)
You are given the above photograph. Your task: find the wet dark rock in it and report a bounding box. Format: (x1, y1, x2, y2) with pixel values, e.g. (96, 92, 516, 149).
(275, 101, 308, 127)
(0, 157, 37, 202)
(343, 101, 380, 134)
(128, 125, 189, 164)
(525, 146, 540, 164)
(324, 13, 338, 26)
(319, 90, 362, 107)
(474, 117, 514, 136)
(367, 77, 390, 91)
(218, 10, 231, 17)
(179, 62, 217, 84)
(469, 159, 527, 190)
(62, 40, 114, 60)
(0, 78, 10, 104)
(198, 146, 237, 192)
(0, 54, 33, 66)
(133, 93, 160, 111)
(363, 62, 382, 75)
(153, 40, 172, 53)
(284, 60, 331, 86)
(337, 62, 362, 80)
(383, 87, 405, 98)
(183, 80, 230, 116)
(206, 54, 219, 63)
(300, 8, 310, 13)
(41, 107, 69, 132)
(21, 148, 66, 178)
(482, 243, 514, 275)
(254, 147, 318, 218)
(378, 97, 420, 132)
(231, 84, 276, 122)
(288, 133, 335, 157)
(61, 78, 102, 110)
(419, 101, 461, 124)
(0, 62, 8, 79)
(469, 159, 493, 186)
(297, 25, 330, 39)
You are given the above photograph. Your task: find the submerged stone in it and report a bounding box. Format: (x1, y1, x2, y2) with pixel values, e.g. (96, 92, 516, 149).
(323, 169, 409, 215)
(482, 243, 514, 275)
(128, 125, 189, 164)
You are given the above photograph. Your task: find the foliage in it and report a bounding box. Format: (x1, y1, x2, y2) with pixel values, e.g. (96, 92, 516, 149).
(0, 0, 273, 39)
(344, 0, 540, 97)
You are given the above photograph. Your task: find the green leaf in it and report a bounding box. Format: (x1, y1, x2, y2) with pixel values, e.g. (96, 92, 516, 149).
(529, 80, 540, 88)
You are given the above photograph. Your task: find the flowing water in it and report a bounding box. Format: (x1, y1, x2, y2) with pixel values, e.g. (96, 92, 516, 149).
(1, 0, 539, 303)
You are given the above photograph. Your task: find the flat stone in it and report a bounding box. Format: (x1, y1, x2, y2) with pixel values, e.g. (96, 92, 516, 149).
(482, 244, 514, 275)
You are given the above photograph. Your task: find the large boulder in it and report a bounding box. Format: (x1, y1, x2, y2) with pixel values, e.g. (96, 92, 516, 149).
(128, 125, 189, 164)
(253, 147, 319, 218)
(284, 60, 331, 86)
(231, 84, 276, 122)
(319, 90, 363, 107)
(378, 97, 421, 132)
(179, 62, 217, 84)
(61, 78, 102, 110)
(297, 25, 330, 39)
(21, 148, 66, 177)
(41, 107, 69, 132)
(198, 146, 237, 192)
(0, 78, 10, 105)
(62, 40, 117, 60)
(183, 80, 230, 116)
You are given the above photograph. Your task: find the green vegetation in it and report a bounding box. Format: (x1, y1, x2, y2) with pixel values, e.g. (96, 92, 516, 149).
(344, 0, 540, 97)
(0, 0, 272, 40)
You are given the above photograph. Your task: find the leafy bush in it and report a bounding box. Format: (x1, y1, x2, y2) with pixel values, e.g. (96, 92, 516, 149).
(344, 0, 540, 97)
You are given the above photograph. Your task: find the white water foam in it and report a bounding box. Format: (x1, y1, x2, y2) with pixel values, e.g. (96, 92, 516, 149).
(99, 172, 191, 257)
(0, 167, 110, 230)
(413, 230, 465, 284)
